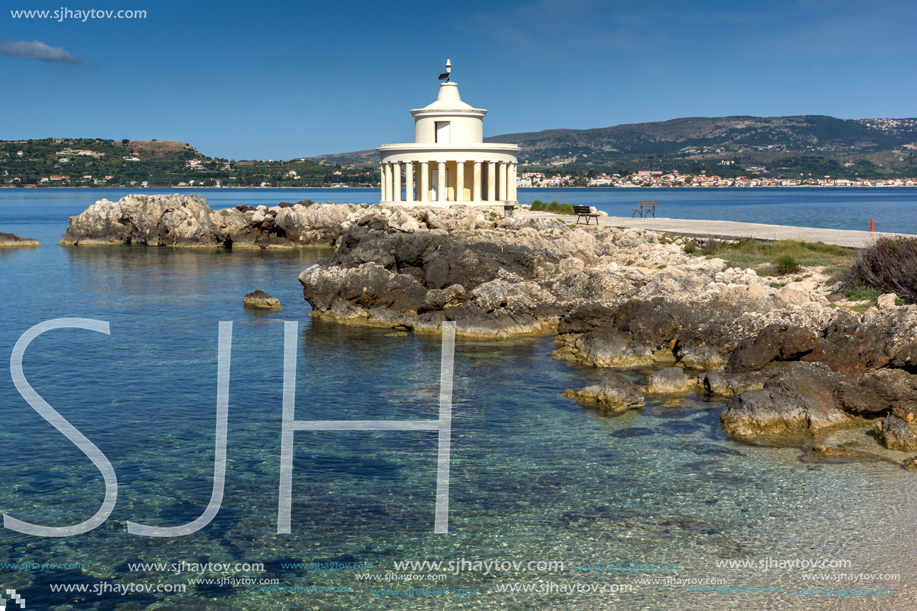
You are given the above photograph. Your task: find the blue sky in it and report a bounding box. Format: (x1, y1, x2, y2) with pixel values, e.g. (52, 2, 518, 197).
(1, 0, 914, 160)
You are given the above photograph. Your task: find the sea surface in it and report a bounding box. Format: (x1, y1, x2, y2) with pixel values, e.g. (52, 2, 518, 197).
(1, 188, 917, 610)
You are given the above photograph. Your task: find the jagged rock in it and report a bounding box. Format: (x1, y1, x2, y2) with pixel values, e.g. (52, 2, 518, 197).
(720, 362, 853, 440)
(805, 306, 917, 377)
(834, 369, 917, 415)
(644, 367, 693, 395)
(903, 456, 917, 471)
(243, 290, 281, 309)
(562, 372, 645, 413)
(0, 232, 40, 247)
(877, 293, 898, 310)
(726, 325, 817, 373)
(875, 416, 917, 451)
(61, 194, 360, 248)
(61, 194, 228, 246)
(698, 364, 784, 397)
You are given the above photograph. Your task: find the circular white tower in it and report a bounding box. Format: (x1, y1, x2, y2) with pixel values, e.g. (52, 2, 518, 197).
(377, 67, 519, 206)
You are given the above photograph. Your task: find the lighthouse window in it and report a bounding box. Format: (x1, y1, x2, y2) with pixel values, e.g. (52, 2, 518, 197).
(435, 121, 451, 144)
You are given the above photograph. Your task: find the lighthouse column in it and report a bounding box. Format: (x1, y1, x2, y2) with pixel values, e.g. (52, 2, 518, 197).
(499, 161, 508, 202)
(405, 162, 414, 202)
(473, 161, 482, 202)
(456, 161, 465, 202)
(437, 161, 446, 203)
(420, 162, 429, 202)
(487, 161, 496, 202)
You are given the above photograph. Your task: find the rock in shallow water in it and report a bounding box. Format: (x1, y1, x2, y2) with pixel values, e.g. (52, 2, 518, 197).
(720, 362, 854, 440)
(243, 290, 281, 309)
(562, 372, 645, 413)
(643, 367, 693, 395)
(875, 415, 917, 451)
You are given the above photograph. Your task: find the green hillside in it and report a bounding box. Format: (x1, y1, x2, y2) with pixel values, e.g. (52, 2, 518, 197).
(0, 138, 375, 188)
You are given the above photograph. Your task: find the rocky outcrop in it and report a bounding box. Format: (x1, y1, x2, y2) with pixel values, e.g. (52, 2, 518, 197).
(554, 296, 831, 370)
(803, 307, 917, 377)
(300, 206, 735, 337)
(60, 194, 361, 247)
(562, 372, 645, 413)
(243, 290, 281, 309)
(720, 362, 855, 440)
(0, 232, 40, 247)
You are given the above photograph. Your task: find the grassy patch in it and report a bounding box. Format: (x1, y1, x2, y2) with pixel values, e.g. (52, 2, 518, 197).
(683, 237, 852, 275)
(531, 199, 576, 215)
(846, 280, 883, 303)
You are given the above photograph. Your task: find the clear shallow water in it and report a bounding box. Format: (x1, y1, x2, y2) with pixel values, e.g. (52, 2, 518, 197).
(2, 190, 917, 610)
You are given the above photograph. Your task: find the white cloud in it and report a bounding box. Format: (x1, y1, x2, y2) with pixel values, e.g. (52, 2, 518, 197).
(0, 40, 82, 63)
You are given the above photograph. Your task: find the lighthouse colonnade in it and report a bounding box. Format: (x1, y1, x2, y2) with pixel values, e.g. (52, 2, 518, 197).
(379, 159, 517, 204)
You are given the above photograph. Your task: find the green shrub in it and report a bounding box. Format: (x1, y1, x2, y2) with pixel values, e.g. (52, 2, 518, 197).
(220, 209, 229, 217)
(683, 240, 697, 254)
(847, 236, 917, 302)
(776, 255, 801, 275)
(530, 199, 575, 215)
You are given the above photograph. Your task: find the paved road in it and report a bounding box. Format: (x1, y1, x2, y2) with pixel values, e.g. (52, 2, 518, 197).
(597, 216, 909, 248)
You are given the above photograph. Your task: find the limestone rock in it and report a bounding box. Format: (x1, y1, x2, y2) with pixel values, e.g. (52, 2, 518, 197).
(877, 293, 898, 309)
(243, 290, 281, 309)
(875, 416, 917, 451)
(834, 369, 917, 415)
(721, 362, 853, 440)
(644, 367, 693, 395)
(562, 372, 645, 413)
(0, 232, 40, 247)
(61, 194, 360, 248)
(726, 325, 817, 373)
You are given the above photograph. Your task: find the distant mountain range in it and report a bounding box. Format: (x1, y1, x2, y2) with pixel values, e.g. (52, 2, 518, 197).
(311, 115, 917, 178)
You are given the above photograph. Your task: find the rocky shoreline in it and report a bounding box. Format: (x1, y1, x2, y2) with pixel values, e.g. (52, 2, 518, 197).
(63, 194, 917, 459)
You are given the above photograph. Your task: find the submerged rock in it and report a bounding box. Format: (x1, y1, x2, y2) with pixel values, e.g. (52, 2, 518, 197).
(811, 444, 881, 460)
(0, 232, 40, 247)
(562, 372, 645, 413)
(243, 290, 281, 309)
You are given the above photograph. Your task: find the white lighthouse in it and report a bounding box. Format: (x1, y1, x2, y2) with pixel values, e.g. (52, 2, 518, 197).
(377, 61, 520, 206)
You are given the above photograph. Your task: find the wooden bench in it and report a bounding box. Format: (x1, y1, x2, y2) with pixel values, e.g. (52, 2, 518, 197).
(631, 200, 657, 218)
(631, 202, 659, 218)
(573, 205, 599, 225)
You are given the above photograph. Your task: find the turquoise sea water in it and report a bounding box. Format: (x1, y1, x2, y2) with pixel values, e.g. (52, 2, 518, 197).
(2, 189, 917, 610)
